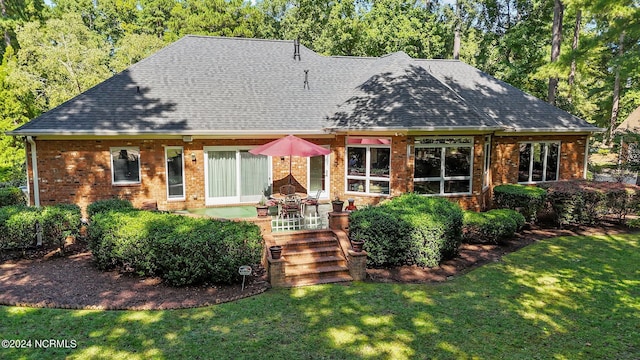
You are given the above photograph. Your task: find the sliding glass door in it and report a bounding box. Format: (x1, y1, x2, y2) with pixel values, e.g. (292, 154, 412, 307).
(205, 147, 270, 205)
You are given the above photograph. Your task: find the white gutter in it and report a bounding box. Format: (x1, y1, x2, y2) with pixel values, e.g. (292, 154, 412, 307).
(584, 136, 590, 179)
(26, 136, 40, 207)
(7, 129, 331, 137)
(498, 127, 606, 133)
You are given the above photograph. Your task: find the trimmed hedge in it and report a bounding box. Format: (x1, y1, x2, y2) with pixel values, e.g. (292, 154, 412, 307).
(88, 210, 263, 286)
(0, 187, 26, 207)
(0, 204, 81, 252)
(40, 204, 82, 251)
(87, 198, 135, 218)
(493, 184, 547, 222)
(462, 209, 525, 244)
(540, 180, 640, 226)
(348, 193, 463, 268)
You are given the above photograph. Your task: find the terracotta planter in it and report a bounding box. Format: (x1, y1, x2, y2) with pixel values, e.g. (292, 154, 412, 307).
(256, 206, 269, 217)
(351, 239, 364, 252)
(332, 201, 344, 213)
(269, 245, 283, 259)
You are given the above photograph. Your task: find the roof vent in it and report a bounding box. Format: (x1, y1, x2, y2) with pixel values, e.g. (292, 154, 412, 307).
(293, 39, 301, 61)
(304, 70, 310, 89)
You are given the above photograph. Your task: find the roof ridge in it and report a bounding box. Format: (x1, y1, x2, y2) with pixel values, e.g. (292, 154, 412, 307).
(182, 34, 295, 45)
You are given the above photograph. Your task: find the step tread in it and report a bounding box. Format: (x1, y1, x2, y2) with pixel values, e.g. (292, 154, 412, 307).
(285, 264, 350, 277)
(283, 246, 342, 255)
(285, 275, 353, 287)
(285, 255, 346, 265)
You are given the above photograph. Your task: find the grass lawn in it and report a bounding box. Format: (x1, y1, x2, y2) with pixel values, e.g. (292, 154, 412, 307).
(1, 233, 638, 359)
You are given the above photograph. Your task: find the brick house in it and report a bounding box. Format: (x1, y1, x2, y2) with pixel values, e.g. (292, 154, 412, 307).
(8, 36, 600, 214)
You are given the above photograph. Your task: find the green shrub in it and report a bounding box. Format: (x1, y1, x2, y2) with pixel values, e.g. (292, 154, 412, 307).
(88, 210, 263, 286)
(540, 180, 640, 226)
(493, 184, 547, 222)
(40, 204, 82, 251)
(0, 204, 82, 252)
(462, 209, 525, 244)
(349, 193, 463, 268)
(87, 198, 134, 218)
(0, 187, 26, 207)
(0, 205, 39, 250)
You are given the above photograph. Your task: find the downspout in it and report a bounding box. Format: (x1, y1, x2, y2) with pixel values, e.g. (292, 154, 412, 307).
(584, 136, 590, 180)
(26, 136, 40, 207)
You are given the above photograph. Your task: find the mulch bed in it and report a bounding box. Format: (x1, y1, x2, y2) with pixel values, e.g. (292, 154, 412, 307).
(0, 222, 632, 310)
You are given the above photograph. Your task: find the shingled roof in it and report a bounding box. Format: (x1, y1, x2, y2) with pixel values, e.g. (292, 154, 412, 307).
(9, 35, 599, 136)
(614, 106, 640, 135)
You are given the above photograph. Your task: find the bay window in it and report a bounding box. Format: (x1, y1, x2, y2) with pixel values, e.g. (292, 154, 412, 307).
(346, 138, 390, 195)
(413, 137, 473, 195)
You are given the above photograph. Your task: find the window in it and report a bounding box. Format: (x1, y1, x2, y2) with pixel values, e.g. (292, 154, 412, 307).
(413, 137, 473, 195)
(483, 135, 491, 189)
(518, 142, 560, 183)
(346, 137, 390, 195)
(110, 147, 140, 185)
(166, 147, 185, 200)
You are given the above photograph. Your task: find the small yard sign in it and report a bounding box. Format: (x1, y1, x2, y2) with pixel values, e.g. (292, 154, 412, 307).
(239, 266, 252, 291)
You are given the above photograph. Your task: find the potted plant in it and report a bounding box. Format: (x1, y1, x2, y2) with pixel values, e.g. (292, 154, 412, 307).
(332, 196, 344, 213)
(256, 195, 269, 217)
(269, 245, 283, 259)
(350, 235, 365, 252)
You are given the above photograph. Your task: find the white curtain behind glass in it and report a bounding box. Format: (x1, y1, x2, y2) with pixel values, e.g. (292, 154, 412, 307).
(208, 151, 236, 198)
(240, 151, 269, 196)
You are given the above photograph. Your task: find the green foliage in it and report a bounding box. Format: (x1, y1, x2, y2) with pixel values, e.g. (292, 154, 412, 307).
(493, 184, 547, 222)
(540, 180, 640, 227)
(88, 210, 263, 286)
(0, 186, 26, 206)
(349, 193, 463, 268)
(0, 204, 80, 251)
(0, 205, 39, 250)
(40, 204, 82, 251)
(462, 209, 525, 244)
(86, 198, 134, 218)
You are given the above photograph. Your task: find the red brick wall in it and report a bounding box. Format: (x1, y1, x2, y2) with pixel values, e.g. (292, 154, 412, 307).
(26, 134, 589, 215)
(492, 134, 588, 185)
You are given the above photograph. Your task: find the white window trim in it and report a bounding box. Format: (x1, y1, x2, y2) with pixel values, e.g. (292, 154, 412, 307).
(165, 146, 186, 201)
(518, 141, 561, 184)
(483, 135, 491, 190)
(414, 137, 474, 196)
(110, 147, 141, 186)
(345, 138, 391, 196)
(203, 146, 272, 206)
(306, 145, 331, 199)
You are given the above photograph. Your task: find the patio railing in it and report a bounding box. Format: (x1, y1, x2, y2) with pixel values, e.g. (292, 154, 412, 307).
(270, 212, 324, 232)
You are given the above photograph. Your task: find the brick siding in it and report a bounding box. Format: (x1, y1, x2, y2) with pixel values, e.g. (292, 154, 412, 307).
(26, 134, 589, 215)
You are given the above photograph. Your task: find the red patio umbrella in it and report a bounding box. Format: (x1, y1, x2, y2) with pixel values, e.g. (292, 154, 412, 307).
(249, 135, 330, 184)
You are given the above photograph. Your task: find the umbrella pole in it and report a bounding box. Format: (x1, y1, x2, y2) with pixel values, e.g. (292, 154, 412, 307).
(289, 156, 292, 184)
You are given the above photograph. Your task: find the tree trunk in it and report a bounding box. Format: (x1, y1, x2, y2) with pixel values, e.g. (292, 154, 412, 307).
(1, 0, 10, 49)
(609, 31, 625, 144)
(568, 9, 581, 103)
(452, 0, 461, 60)
(548, 0, 564, 105)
